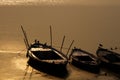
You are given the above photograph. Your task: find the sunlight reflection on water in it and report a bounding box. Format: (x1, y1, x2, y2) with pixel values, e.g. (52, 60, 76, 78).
(12, 57, 27, 71)
(0, 0, 68, 5)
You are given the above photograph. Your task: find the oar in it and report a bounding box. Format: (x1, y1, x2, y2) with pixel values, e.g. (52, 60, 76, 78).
(66, 40, 74, 59)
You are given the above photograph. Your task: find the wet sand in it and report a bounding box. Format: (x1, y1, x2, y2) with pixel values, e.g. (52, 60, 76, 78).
(0, 52, 119, 80)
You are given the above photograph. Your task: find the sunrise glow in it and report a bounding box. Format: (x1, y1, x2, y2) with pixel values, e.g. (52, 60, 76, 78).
(0, 0, 68, 5)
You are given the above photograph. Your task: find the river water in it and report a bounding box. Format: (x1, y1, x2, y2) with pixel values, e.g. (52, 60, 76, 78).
(0, 1, 120, 80)
(0, 52, 120, 80)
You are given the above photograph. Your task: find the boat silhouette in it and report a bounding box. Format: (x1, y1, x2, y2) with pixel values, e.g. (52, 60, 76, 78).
(69, 47, 100, 73)
(21, 26, 70, 77)
(96, 46, 120, 73)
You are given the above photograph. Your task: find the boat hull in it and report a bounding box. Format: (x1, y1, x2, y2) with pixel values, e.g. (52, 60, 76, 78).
(99, 60, 120, 73)
(96, 47, 120, 73)
(27, 45, 68, 72)
(70, 48, 100, 73)
(27, 56, 68, 77)
(71, 58, 100, 73)
(28, 57, 67, 70)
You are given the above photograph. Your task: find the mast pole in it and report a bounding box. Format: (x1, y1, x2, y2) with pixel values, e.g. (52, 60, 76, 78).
(60, 35, 65, 52)
(21, 25, 29, 48)
(50, 25, 52, 47)
(66, 40, 74, 56)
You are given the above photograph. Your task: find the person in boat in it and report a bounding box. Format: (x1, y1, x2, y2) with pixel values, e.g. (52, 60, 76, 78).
(99, 44, 103, 48)
(31, 39, 41, 48)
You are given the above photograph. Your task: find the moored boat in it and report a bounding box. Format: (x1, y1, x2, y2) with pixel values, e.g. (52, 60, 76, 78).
(69, 47, 100, 73)
(27, 40, 68, 72)
(21, 26, 69, 76)
(96, 46, 120, 72)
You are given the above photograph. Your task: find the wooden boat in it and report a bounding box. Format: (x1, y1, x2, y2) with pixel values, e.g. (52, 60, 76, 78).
(27, 40, 68, 71)
(21, 26, 69, 76)
(69, 47, 100, 73)
(96, 47, 120, 72)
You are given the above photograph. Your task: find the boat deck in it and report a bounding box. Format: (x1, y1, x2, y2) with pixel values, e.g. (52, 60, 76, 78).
(32, 51, 63, 60)
(103, 54, 120, 62)
(73, 56, 94, 61)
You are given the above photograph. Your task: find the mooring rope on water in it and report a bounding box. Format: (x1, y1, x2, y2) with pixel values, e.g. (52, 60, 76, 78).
(22, 64, 34, 80)
(29, 68, 34, 80)
(23, 64, 29, 80)
(17, 49, 26, 56)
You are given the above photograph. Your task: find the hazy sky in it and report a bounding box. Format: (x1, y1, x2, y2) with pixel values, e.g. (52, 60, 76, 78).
(0, 0, 120, 53)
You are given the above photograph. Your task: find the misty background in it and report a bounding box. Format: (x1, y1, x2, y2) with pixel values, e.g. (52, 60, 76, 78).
(0, 0, 120, 54)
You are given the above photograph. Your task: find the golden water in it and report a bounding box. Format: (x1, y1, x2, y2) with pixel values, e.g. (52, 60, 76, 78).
(0, 1, 120, 80)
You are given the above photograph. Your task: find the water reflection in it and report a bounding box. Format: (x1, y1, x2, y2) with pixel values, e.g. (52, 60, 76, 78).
(0, 52, 120, 80)
(0, 0, 66, 5)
